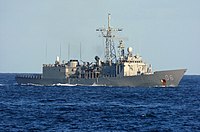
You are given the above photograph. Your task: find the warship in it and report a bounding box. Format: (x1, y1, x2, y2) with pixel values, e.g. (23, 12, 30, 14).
(16, 14, 186, 87)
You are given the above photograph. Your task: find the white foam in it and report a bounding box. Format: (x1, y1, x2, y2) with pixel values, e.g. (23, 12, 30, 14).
(90, 83, 105, 87)
(53, 83, 77, 86)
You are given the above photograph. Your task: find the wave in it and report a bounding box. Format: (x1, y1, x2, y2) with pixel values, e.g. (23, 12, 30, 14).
(0, 83, 12, 87)
(52, 83, 77, 86)
(0, 83, 5, 86)
(90, 83, 106, 87)
(53, 83, 106, 87)
(17, 83, 99, 87)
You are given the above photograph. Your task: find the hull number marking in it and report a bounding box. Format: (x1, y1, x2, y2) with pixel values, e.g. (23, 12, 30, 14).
(165, 75, 174, 81)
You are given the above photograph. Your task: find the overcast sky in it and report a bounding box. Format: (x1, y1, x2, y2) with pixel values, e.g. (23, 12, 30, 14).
(0, 0, 200, 74)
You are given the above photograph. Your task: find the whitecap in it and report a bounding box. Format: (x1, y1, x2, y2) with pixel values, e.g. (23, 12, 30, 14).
(0, 84, 5, 86)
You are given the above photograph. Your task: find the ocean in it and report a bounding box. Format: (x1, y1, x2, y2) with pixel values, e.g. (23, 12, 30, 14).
(0, 73, 199, 131)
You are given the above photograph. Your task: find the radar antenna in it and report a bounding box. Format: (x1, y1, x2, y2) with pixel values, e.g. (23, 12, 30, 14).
(96, 14, 122, 65)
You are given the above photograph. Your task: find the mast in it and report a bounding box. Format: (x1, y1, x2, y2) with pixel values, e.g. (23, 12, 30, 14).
(68, 43, 70, 61)
(96, 14, 122, 65)
(60, 43, 61, 63)
(80, 42, 82, 61)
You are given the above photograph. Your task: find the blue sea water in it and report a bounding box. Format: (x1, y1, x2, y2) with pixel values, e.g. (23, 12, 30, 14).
(0, 74, 199, 131)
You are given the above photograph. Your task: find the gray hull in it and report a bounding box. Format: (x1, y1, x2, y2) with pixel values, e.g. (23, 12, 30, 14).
(16, 69, 186, 87)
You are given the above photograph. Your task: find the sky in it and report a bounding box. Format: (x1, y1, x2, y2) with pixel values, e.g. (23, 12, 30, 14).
(0, 0, 200, 74)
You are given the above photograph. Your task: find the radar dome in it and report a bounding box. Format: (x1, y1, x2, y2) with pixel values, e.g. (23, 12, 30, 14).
(127, 47, 133, 53)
